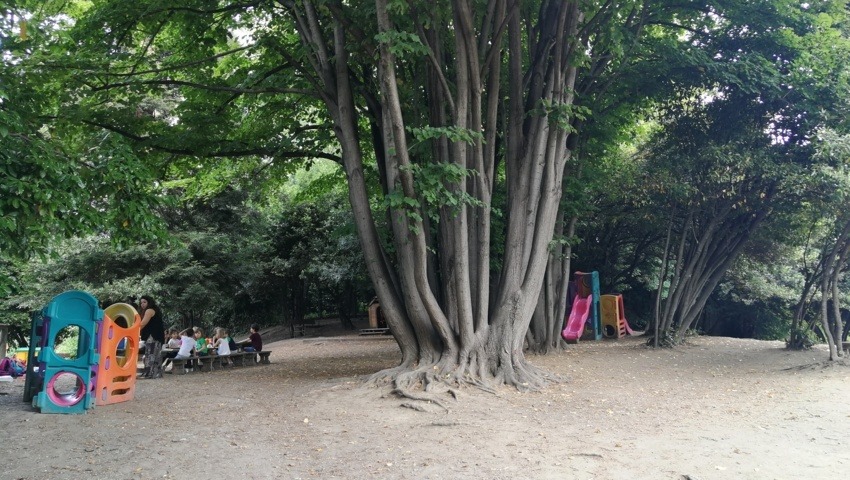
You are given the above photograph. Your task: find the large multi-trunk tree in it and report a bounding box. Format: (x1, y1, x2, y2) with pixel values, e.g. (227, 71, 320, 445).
(643, 82, 801, 345)
(279, 0, 584, 395)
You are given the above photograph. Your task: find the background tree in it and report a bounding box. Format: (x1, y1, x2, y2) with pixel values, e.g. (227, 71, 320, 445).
(1, 180, 370, 341)
(784, 129, 850, 358)
(0, 2, 169, 295)
(258, 192, 368, 328)
(563, 0, 850, 348)
(527, 0, 850, 351)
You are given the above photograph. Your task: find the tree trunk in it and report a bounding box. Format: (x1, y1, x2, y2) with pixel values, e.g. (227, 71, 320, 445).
(652, 208, 676, 347)
(789, 275, 819, 349)
(830, 223, 850, 356)
(338, 281, 355, 330)
(528, 211, 576, 354)
(788, 221, 827, 349)
(819, 217, 850, 360)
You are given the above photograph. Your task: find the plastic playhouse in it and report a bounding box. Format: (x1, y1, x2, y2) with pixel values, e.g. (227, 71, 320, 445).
(23, 290, 141, 414)
(600, 293, 634, 339)
(561, 271, 636, 344)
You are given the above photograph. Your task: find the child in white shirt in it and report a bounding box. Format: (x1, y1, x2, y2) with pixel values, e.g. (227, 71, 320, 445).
(166, 329, 181, 349)
(175, 329, 195, 359)
(213, 327, 232, 365)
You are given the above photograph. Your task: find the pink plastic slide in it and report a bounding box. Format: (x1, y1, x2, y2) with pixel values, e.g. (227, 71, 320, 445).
(561, 296, 591, 344)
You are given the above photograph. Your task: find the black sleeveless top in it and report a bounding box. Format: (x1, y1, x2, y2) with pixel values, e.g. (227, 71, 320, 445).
(140, 308, 165, 343)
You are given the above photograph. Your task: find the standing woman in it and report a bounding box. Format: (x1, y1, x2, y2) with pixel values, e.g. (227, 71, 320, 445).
(139, 295, 165, 379)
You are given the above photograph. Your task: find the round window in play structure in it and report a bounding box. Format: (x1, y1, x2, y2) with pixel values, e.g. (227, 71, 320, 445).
(114, 336, 135, 368)
(53, 325, 87, 360)
(46, 370, 87, 406)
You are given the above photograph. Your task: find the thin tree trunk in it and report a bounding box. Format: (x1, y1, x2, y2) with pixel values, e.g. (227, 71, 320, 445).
(659, 209, 691, 334)
(831, 222, 850, 356)
(555, 216, 578, 344)
(653, 208, 676, 347)
(822, 218, 850, 358)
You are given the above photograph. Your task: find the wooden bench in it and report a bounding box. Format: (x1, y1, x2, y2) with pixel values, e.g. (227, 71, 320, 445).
(199, 352, 249, 370)
(227, 351, 269, 366)
(240, 350, 272, 364)
(227, 351, 250, 367)
(166, 350, 271, 374)
(170, 356, 199, 375)
(170, 354, 230, 373)
(359, 328, 390, 336)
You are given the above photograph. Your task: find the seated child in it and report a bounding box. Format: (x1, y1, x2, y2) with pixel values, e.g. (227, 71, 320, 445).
(213, 327, 232, 365)
(172, 328, 196, 371)
(241, 324, 263, 352)
(193, 327, 209, 356)
(188, 327, 209, 370)
(166, 329, 181, 349)
(162, 329, 181, 368)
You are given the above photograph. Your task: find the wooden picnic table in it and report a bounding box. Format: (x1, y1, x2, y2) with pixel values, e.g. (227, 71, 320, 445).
(161, 349, 271, 375)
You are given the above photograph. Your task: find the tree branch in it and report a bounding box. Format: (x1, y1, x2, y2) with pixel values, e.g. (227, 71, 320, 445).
(146, 1, 265, 16)
(79, 119, 340, 162)
(90, 79, 316, 97)
(129, 12, 174, 76)
(73, 45, 256, 77)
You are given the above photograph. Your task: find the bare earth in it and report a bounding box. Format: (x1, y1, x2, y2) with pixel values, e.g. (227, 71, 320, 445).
(2, 327, 849, 480)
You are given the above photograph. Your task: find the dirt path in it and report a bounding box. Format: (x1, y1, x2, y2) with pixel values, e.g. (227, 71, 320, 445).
(2, 334, 849, 479)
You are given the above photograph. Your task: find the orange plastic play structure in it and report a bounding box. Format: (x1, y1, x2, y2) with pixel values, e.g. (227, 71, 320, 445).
(94, 303, 140, 406)
(600, 294, 634, 339)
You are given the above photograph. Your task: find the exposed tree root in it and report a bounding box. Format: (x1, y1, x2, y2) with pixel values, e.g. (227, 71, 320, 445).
(393, 388, 449, 411)
(645, 334, 682, 348)
(364, 352, 567, 411)
(513, 360, 559, 390)
(782, 358, 850, 371)
(366, 364, 415, 386)
(400, 401, 444, 412)
(459, 376, 497, 395)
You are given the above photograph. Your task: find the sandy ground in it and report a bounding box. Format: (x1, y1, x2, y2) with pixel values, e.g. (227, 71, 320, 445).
(1, 328, 849, 480)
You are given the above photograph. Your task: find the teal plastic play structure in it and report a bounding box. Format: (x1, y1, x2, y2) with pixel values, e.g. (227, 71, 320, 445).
(24, 291, 102, 414)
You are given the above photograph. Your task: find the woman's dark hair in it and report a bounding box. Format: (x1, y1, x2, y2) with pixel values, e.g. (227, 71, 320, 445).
(140, 295, 158, 311)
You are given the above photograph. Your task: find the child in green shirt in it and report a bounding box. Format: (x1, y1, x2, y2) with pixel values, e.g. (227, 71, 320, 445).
(194, 327, 210, 355)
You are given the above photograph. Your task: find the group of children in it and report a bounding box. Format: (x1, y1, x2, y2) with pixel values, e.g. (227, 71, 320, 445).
(162, 323, 263, 371)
